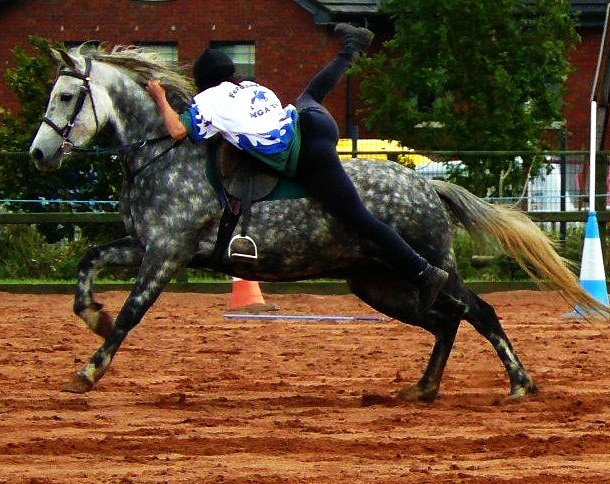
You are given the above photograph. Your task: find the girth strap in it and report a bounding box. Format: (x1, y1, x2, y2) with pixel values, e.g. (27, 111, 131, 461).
(238, 158, 255, 239)
(209, 203, 242, 269)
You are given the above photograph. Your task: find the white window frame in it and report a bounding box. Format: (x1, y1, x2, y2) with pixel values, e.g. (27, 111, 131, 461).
(135, 42, 179, 67)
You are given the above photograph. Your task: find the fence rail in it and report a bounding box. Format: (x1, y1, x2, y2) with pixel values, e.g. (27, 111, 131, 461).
(0, 211, 606, 224)
(0, 210, 594, 295)
(0, 212, 121, 224)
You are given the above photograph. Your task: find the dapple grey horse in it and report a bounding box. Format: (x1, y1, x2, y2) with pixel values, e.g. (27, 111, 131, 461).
(29, 45, 606, 400)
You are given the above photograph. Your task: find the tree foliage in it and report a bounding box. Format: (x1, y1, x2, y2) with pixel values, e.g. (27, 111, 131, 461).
(0, 36, 59, 200)
(0, 36, 123, 241)
(356, 0, 579, 196)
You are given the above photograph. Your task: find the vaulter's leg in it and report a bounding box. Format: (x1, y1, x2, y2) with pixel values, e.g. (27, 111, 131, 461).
(295, 24, 448, 315)
(296, 23, 374, 109)
(74, 236, 144, 339)
(63, 245, 189, 393)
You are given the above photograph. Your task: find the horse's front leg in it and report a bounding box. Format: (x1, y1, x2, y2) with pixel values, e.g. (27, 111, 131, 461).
(74, 236, 144, 339)
(63, 246, 185, 393)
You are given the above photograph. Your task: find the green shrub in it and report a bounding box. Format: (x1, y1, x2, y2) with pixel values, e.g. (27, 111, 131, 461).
(0, 222, 593, 282)
(0, 224, 89, 279)
(453, 225, 591, 281)
(0, 223, 223, 281)
(452, 228, 528, 281)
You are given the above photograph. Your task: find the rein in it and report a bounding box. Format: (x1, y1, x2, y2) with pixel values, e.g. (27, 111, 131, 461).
(123, 137, 183, 183)
(73, 134, 180, 184)
(70, 134, 173, 156)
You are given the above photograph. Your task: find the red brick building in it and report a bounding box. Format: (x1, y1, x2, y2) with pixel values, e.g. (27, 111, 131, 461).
(565, 1, 609, 149)
(0, 0, 388, 140)
(0, 0, 607, 149)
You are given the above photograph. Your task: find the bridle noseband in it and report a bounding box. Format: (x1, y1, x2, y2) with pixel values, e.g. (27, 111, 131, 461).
(42, 57, 99, 155)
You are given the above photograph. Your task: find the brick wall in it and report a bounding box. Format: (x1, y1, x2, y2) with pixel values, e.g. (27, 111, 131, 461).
(0, 0, 359, 136)
(565, 28, 602, 150)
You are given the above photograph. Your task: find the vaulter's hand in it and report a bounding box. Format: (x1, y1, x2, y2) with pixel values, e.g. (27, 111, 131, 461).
(147, 79, 166, 103)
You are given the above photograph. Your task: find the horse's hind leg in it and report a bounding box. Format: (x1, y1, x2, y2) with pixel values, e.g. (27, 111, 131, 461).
(348, 269, 465, 402)
(74, 236, 144, 339)
(464, 291, 537, 398)
(396, 310, 461, 402)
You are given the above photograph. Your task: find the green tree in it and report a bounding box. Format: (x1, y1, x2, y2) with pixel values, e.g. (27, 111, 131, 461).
(0, 36, 123, 241)
(356, 0, 578, 196)
(0, 36, 58, 201)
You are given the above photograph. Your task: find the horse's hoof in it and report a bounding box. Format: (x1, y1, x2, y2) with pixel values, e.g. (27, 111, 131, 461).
(509, 381, 539, 400)
(396, 384, 438, 402)
(62, 373, 94, 393)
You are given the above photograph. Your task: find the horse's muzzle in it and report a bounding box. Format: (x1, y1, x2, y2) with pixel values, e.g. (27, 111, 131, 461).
(29, 146, 63, 171)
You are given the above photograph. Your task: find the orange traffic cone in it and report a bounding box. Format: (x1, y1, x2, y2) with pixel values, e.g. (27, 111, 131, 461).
(229, 278, 279, 313)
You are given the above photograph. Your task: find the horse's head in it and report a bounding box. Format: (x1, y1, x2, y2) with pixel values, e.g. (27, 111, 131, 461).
(29, 48, 111, 171)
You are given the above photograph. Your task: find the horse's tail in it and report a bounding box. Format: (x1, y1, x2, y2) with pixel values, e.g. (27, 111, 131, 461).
(431, 179, 608, 318)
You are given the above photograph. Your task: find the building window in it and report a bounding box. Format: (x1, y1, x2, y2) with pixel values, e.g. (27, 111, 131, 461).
(135, 42, 179, 66)
(211, 42, 255, 80)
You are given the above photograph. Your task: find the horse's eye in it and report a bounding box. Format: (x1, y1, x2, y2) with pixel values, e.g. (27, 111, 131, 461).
(59, 93, 73, 102)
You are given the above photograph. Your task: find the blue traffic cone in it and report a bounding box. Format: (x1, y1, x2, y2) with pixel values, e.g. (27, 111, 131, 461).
(578, 212, 609, 306)
(564, 211, 609, 319)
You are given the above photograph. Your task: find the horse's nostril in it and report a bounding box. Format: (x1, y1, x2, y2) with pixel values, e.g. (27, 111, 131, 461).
(30, 148, 45, 162)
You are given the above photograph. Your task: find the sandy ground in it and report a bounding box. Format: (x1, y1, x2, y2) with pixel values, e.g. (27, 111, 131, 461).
(0, 289, 609, 483)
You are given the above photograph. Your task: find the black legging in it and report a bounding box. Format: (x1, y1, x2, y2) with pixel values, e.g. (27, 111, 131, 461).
(294, 53, 429, 279)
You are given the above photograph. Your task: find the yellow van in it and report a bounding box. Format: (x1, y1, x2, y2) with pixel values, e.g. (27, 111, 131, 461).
(336, 138, 433, 169)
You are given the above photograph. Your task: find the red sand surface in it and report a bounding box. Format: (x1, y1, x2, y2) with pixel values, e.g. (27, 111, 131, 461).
(0, 289, 609, 483)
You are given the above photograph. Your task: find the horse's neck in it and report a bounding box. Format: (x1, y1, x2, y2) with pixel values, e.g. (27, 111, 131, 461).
(103, 71, 166, 144)
(94, 61, 212, 196)
(98, 64, 182, 174)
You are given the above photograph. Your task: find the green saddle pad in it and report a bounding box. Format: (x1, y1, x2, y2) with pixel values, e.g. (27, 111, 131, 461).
(204, 156, 310, 203)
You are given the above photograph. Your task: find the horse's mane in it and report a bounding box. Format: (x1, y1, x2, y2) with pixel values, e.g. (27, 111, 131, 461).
(73, 44, 195, 104)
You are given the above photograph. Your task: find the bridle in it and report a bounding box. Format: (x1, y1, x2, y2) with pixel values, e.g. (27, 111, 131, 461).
(42, 57, 99, 156)
(40, 55, 178, 179)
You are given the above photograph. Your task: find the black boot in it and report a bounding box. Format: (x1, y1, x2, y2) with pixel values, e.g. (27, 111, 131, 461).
(335, 23, 374, 58)
(416, 265, 449, 315)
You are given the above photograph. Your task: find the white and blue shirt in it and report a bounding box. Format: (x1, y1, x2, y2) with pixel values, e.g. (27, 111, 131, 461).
(181, 81, 301, 176)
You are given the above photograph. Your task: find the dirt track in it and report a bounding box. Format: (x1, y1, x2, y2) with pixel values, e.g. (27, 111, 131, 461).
(0, 289, 609, 483)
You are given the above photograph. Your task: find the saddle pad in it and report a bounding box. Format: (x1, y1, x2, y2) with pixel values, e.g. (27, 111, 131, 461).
(206, 142, 309, 203)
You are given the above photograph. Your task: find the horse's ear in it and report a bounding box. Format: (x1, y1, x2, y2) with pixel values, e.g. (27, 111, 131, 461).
(50, 48, 77, 69)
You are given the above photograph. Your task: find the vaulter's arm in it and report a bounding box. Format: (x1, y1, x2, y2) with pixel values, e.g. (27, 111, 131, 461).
(147, 80, 188, 140)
